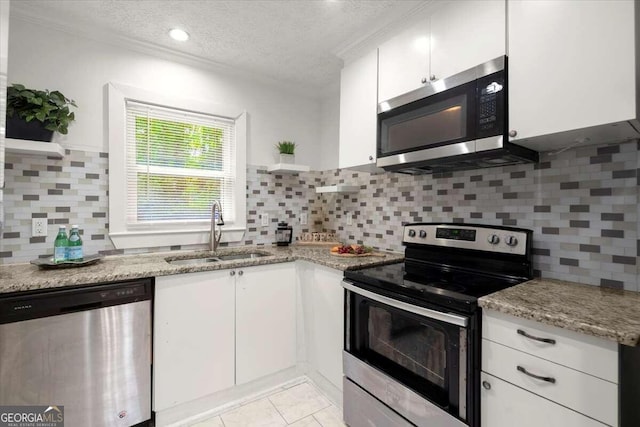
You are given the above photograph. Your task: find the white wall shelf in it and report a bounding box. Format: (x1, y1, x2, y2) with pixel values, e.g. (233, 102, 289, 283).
(267, 163, 311, 174)
(315, 185, 360, 194)
(5, 138, 65, 159)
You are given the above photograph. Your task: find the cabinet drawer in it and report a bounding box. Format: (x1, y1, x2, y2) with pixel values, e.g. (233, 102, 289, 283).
(483, 310, 618, 382)
(483, 339, 617, 426)
(481, 372, 607, 427)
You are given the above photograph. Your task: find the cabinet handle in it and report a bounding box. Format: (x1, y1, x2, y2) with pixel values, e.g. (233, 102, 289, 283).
(230, 270, 235, 276)
(517, 329, 556, 345)
(430, 75, 436, 81)
(421, 77, 428, 84)
(517, 365, 556, 384)
(368, 155, 373, 161)
(238, 270, 243, 276)
(509, 130, 518, 138)
(482, 380, 491, 390)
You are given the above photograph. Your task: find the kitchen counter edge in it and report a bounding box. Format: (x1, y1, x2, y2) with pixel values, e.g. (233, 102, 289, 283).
(0, 246, 404, 295)
(479, 278, 640, 347)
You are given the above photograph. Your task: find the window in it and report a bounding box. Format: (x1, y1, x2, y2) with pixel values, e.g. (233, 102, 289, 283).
(108, 83, 246, 249)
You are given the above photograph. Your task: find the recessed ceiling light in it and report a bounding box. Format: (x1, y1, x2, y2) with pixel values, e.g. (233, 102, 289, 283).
(169, 28, 189, 42)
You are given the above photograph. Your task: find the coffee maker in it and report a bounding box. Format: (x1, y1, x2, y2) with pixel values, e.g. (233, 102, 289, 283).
(276, 221, 293, 246)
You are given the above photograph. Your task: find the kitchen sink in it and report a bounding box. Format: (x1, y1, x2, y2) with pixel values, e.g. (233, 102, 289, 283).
(166, 252, 269, 265)
(216, 252, 269, 261)
(167, 257, 220, 266)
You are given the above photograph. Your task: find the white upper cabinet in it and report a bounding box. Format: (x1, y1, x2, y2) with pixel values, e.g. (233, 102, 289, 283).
(338, 49, 379, 171)
(430, 0, 505, 81)
(378, 18, 430, 103)
(377, 1, 505, 104)
(508, 0, 638, 150)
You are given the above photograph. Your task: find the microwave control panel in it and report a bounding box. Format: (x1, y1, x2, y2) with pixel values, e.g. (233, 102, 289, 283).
(476, 71, 505, 138)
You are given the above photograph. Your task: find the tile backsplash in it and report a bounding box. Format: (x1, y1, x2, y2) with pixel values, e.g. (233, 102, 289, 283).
(1, 140, 638, 291)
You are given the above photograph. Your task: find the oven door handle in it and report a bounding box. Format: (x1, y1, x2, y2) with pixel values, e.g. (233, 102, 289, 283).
(342, 281, 468, 327)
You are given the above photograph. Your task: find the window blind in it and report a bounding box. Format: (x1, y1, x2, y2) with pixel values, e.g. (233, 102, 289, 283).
(125, 100, 236, 227)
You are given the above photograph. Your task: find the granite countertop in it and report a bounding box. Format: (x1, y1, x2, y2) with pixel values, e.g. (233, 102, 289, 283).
(479, 278, 640, 347)
(0, 245, 403, 295)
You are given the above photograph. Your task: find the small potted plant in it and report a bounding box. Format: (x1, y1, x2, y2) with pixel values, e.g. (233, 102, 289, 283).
(275, 140, 296, 164)
(6, 83, 77, 142)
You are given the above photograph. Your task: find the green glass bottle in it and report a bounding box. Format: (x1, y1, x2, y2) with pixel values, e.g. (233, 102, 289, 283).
(53, 226, 69, 263)
(67, 225, 83, 261)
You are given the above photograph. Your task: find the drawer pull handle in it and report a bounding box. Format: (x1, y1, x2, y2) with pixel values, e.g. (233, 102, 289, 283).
(517, 329, 556, 344)
(517, 365, 556, 384)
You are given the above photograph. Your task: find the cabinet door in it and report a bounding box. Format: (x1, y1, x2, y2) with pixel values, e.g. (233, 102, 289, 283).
(311, 266, 344, 391)
(153, 270, 235, 412)
(481, 372, 607, 427)
(430, 0, 505, 82)
(236, 263, 297, 385)
(338, 50, 378, 170)
(378, 18, 429, 103)
(508, 0, 635, 142)
(0, 0, 9, 190)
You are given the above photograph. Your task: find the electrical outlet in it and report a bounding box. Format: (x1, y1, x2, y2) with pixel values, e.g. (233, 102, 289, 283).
(261, 213, 269, 227)
(346, 212, 353, 226)
(300, 212, 308, 225)
(32, 218, 48, 237)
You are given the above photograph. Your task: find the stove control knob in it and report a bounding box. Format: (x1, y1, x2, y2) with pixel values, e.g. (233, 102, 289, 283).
(487, 234, 500, 245)
(505, 235, 518, 247)
(419, 230, 427, 238)
(408, 229, 416, 238)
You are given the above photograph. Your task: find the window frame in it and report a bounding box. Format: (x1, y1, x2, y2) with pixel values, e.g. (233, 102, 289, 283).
(107, 82, 247, 249)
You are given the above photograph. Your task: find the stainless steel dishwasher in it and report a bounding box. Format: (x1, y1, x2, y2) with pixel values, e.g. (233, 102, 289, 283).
(0, 279, 152, 427)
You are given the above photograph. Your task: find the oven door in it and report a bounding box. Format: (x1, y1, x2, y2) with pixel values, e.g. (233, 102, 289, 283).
(343, 280, 470, 425)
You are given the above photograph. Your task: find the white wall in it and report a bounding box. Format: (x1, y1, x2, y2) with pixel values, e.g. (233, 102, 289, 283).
(7, 17, 325, 168)
(318, 91, 340, 171)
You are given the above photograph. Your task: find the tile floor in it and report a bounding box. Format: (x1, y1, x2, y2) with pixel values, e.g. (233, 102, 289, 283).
(190, 381, 345, 427)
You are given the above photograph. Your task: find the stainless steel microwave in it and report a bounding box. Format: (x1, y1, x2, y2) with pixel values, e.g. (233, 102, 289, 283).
(376, 56, 538, 174)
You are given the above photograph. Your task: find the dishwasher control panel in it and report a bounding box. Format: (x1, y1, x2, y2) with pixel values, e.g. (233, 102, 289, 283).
(0, 279, 152, 324)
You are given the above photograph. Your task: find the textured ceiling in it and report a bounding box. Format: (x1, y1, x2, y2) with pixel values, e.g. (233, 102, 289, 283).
(12, 0, 425, 94)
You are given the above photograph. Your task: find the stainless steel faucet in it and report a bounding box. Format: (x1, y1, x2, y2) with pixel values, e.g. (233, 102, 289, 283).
(210, 200, 224, 252)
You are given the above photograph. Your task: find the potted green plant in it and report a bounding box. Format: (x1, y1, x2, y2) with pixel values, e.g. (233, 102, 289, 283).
(275, 140, 296, 164)
(6, 83, 77, 142)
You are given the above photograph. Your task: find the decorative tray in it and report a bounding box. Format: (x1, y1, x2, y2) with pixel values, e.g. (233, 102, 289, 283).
(329, 252, 386, 258)
(294, 241, 343, 246)
(30, 254, 104, 269)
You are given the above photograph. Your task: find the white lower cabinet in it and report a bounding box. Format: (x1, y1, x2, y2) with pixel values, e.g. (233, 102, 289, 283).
(153, 270, 235, 412)
(481, 372, 607, 427)
(236, 263, 297, 384)
(154, 263, 297, 413)
(482, 310, 618, 426)
(309, 265, 344, 391)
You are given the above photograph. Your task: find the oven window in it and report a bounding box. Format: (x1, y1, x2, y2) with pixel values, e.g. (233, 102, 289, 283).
(368, 305, 447, 387)
(380, 94, 468, 155)
(347, 292, 466, 410)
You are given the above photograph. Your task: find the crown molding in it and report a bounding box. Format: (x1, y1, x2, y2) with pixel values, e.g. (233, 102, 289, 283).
(10, 3, 327, 100)
(333, 0, 436, 65)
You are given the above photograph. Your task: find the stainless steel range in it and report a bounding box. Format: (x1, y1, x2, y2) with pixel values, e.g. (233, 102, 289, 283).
(342, 223, 533, 427)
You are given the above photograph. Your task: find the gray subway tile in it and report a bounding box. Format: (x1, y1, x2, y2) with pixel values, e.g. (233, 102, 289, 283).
(601, 213, 624, 221)
(579, 244, 600, 253)
(601, 229, 624, 238)
(600, 279, 624, 289)
(612, 255, 636, 265)
(590, 188, 612, 196)
(559, 258, 579, 266)
(569, 220, 589, 228)
(569, 205, 590, 213)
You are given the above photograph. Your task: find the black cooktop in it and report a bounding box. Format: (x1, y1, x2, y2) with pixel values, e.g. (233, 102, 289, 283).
(344, 261, 525, 313)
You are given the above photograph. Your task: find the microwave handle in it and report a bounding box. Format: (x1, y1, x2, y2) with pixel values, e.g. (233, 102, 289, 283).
(342, 280, 468, 327)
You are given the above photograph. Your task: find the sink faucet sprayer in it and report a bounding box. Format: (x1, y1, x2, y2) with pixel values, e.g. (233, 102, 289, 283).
(210, 200, 224, 251)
